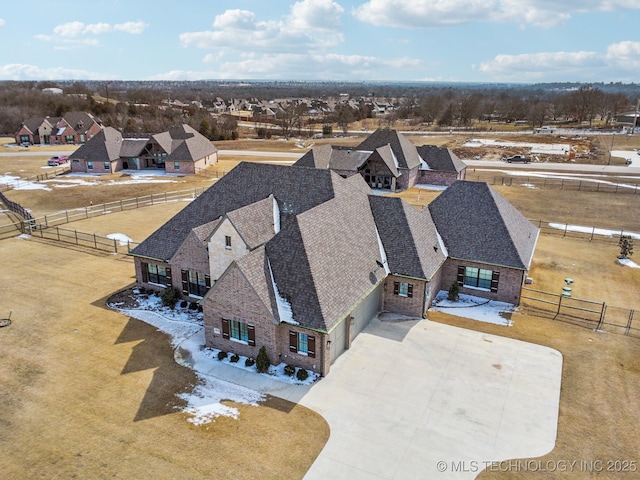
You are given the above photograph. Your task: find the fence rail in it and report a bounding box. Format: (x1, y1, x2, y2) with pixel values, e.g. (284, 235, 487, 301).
(467, 173, 640, 195)
(25, 224, 138, 254)
(521, 287, 639, 338)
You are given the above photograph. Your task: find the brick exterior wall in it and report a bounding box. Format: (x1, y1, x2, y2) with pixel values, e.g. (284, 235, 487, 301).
(278, 326, 326, 375)
(133, 257, 172, 293)
(418, 170, 463, 187)
(172, 231, 210, 280)
(395, 167, 419, 190)
(382, 275, 428, 317)
(440, 258, 526, 304)
(204, 264, 278, 364)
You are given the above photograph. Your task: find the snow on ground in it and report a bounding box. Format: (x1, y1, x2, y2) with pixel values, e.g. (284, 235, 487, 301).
(106, 233, 134, 245)
(548, 223, 640, 240)
(617, 258, 640, 268)
(489, 169, 640, 192)
(108, 290, 318, 425)
(462, 138, 571, 155)
(0, 174, 51, 191)
(429, 290, 514, 326)
(611, 149, 640, 167)
(415, 183, 449, 191)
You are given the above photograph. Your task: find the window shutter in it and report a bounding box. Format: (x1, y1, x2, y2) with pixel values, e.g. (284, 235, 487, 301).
(457, 266, 465, 286)
(289, 330, 298, 352)
(247, 324, 255, 346)
(393, 281, 399, 295)
(141, 262, 149, 283)
(490, 271, 500, 293)
(205, 274, 211, 289)
(165, 266, 172, 286)
(308, 335, 316, 358)
(221, 318, 230, 339)
(181, 269, 189, 294)
(407, 284, 414, 298)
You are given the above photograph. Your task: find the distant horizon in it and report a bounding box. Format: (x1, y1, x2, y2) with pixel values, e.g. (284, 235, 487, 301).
(2, 1, 640, 83)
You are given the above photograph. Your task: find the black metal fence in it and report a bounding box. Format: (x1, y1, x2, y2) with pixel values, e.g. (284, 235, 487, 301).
(521, 287, 639, 338)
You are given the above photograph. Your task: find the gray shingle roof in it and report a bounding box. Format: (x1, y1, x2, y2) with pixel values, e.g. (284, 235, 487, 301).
(62, 111, 101, 134)
(120, 138, 149, 158)
(356, 129, 421, 170)
(164, 124, 217, 162)
(266, 181, 386, 331)
(69, 127, 122, 162)
(227, 195, 277, 250)
(428, 181, 539, 270)
(293, 145, 371, 172)
(417, 145, 467, 173)
(130, 162, 338, 261)
(369, 196, 446, 280)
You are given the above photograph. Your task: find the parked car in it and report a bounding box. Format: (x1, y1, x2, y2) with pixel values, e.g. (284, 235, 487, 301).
(47, 155, 68, 166)
(504, 154, 531, 163)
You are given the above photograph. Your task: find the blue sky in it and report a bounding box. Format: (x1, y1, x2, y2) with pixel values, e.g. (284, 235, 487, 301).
(1, 0, 639, 83)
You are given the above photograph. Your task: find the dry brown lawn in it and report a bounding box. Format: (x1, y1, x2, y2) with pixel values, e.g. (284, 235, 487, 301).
(0, 213, 329, 479)
(2, 137, 640, 478)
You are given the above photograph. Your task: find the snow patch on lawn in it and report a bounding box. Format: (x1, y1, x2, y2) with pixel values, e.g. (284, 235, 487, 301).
(430, 290, 515, 326)
(106, 233, 133, 245)
(109, 290, 317, 425)
(0, 174, 51, 191)
(415, 183, 449, 191)
(548, 223, 640, 240)
(618, 257, 640, 268)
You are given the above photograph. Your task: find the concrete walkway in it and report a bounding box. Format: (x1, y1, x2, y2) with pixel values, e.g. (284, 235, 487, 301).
(180, 317, 562, 480)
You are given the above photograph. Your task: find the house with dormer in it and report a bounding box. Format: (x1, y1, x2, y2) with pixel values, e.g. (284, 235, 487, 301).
(14, 112, 102, 146)
(129, 162, 538, 377)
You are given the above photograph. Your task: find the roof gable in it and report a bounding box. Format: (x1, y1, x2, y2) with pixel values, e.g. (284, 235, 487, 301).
(356, 129, 421, 170)
(428, 181, 538, 270)
(69, 127, 122, 162)
(417, 145, 467, 173)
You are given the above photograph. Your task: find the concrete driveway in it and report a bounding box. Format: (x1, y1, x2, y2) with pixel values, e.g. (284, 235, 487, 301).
(296, 317, 562, 480)
(191, 315, 562, 480)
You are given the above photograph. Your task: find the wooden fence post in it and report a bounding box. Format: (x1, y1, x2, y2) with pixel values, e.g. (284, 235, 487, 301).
(625, 310, 634, 336)
(596, 303, 606, 331)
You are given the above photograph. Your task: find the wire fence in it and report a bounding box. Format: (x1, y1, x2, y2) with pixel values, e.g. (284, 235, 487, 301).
(521, 287, 639, 338)
(466, 173, 640, 195)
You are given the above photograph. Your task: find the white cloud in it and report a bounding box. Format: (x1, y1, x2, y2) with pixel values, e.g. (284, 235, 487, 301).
(180, 0, 345, 54)
(0, 19, 5, 27)
(353, 0, 640, 28)
(479, 41, 640, 81)
(47, 20, 147, 38)
(0, 63, 110, 81)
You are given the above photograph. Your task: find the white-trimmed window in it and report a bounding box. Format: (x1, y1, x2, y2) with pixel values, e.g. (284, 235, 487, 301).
(174, 161, 180, 170)
(393, 281, 413, 298)
(221, 319, 255, 346)
(225, 235, 232, 249)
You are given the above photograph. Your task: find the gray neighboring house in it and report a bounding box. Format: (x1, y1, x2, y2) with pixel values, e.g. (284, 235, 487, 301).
(294, 129, 468, 191)
(129, 162, 538, 377)
(417, 145, 467, 186)
(428, 181, 539, 305)
(70, 124, 217, 174)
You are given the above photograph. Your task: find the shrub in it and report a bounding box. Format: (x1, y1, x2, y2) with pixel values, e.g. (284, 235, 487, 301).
(197, 305, 203, 313)
(296, 368, 309, 381)
(189, 302, 198, 310)
(180, 300, 188, 309)
(256, 346, 271, 373)
(284, 364, 296, 377)
(619, 235, 634, 259)
(217, 350, 228, 361)
(230, 353, 240, 363)
(160, 287, 180, 309)
(447, 281, 459, 302)
(245, 357, 255, 367)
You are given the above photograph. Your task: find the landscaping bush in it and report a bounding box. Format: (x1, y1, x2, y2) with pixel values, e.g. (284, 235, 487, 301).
(160, 287, 180, 309)
(197, 305, 203, 313)
(217, 350, 228, 361)
(188, 302, 198, 310)
(284, 364, 296, 377)
(296, 368, 309, 381)
(256, 346, 270, 373)
(245, 357, 255, 367)
(180, 300, 188, 309)
(230, 353, 240, 363)
(447, 281, 460, 301)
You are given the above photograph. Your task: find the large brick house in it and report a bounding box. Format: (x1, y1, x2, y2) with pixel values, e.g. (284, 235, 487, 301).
(129, 162, 538, 376)
(69, 124, 218, 174)
(15, 112, 102, 146)
(293, 129, 467, 191)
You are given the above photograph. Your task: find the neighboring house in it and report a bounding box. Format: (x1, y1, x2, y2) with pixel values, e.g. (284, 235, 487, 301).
(428, 181, 539, 305)
(15, 112, 102, 146)
(293, 128, 425, 192)
(129, 162, 538, 377)
(295, 130, 468, 191)
(70, 124, 218, 174)
(416, 145, 467, 186)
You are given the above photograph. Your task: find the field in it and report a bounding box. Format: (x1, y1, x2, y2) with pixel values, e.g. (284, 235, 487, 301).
(1, 136, 640, 479)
